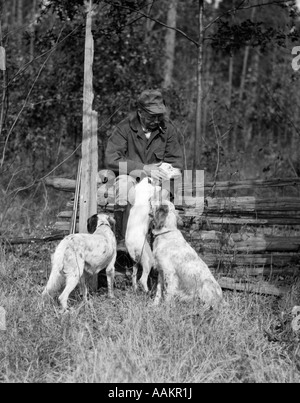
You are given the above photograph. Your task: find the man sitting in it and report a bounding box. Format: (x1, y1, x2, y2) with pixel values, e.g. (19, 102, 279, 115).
(105, 89, 183, 251)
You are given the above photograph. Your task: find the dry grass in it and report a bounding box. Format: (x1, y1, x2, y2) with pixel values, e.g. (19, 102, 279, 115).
(0, 242, 300, 383)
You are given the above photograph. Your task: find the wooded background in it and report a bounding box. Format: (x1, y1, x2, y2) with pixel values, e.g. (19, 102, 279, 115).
(0, 0, 300, 237)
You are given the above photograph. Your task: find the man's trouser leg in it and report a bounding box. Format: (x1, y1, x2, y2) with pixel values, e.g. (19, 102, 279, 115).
(114, 175, 136, 252)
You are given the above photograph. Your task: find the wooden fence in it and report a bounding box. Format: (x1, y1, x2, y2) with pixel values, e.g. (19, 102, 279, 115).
(178, 178, 300, 278)
(45, 175, 300, 283)
(8, 173, 295, 296)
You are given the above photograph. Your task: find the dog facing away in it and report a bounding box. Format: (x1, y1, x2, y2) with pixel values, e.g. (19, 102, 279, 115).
(42, 213, 116, 311)
(152, 201, 223, 309)
(125, 177, 161, 292)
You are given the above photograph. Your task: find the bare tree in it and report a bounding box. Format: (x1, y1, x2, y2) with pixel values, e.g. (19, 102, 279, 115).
(29, 0, 37, 62)
(228, 54, 234, 109)
(239, 7, 256, 103)
(0, 3, 7, 143)
(162, 0, 178, 89)
(17, 0, 23, 48)
(12, 0, 17, 26)
(193, 0, 204, 172)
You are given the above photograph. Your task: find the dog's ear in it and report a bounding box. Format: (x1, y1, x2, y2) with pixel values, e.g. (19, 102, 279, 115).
(139, 170, 148, 182)
(153, 205, 169, 230)
(107, 215, 116, 233)
(175, 210, 184, 227)
(87, 214, 98, 234)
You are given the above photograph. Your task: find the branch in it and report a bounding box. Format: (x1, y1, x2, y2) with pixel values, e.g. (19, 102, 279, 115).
(6, 23, 83, 88)
(111, 0, 290, 47)
(4, 101, 127, 199)
(262, 82, 300, 139)
(204, 0, 288, 32)
(0, 27, 64, 169)
(109, 1, 199, 47)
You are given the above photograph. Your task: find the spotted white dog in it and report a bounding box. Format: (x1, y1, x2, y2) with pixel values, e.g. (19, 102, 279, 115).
(42, 213, 116, 311)
(125, 177, 160, 292)
(152, 201, 223, 308)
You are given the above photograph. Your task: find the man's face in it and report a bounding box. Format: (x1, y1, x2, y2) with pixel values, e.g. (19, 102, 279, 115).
(138, 110, 164, 131)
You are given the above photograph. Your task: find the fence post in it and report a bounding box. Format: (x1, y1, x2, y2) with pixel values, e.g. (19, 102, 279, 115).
(80, 0, 98, 291)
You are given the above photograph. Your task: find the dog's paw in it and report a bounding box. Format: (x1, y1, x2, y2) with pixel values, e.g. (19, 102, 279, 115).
(152, 298, 160, 307)
(110, 298, 116, 307)
(41, 290, 51, 302)
(59, 307, 69, 315)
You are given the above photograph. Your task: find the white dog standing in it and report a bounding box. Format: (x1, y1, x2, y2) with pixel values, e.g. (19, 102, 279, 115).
(125, 177, 160, 292)
(152, 201, 223, 309)
(42, 213, 116, 311)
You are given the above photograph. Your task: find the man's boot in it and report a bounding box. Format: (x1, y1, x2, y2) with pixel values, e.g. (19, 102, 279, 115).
(114, 205, 128, 252)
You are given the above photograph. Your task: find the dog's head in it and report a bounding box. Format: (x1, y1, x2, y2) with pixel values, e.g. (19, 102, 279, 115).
(87, 213, 115, 234)
(152, 204, 169, 231)
(152, 201, 180, 232)
(134, 177, 161, 205)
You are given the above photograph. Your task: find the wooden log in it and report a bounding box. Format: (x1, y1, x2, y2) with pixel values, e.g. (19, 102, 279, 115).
(185, 231, 300, 252)
(179, 178, 300, 192)
(58, 211, 77, 218)
(45, 177, 300, 194)
(182, 196, 300, 212)
(44, 177, 76, 192)
(53, 221, 78, 233)
(213, 265, 299, 276)
(58, 206, 114, 219)
(200, 252, 300, 267)
(44, 170, 107, 192)
(0, 234, 64, 244)
(180, 215, 300, 226)
(217, 277, 287, 296)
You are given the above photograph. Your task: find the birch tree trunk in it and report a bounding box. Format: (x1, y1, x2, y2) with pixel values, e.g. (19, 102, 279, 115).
(193, 0, 204, 172)
(12, 0, 17, 26)
(29, 0, 37, 62)
(162, 0, 178, 89)
(17, 0, 23, 49)
(239, 45, 250, 103)
(0, 16, 6, 144)
(144, 2, 160, 43)
(239, 7, 256, 102)
(228, 55, 233, 109)
(246, 49, 260, 146)
(2, 0, 8, 27)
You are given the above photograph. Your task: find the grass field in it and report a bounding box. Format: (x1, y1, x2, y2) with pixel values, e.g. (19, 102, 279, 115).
(0, 242, 300, 383)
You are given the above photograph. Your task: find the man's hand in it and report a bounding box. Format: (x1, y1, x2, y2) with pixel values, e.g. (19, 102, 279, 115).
(143, 163, 169, 180)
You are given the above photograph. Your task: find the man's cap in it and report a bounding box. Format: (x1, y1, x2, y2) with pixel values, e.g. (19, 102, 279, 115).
(137, 89, 167, 115)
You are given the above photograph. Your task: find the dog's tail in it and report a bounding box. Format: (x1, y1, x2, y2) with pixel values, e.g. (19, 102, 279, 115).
(42, 238, 68, 299)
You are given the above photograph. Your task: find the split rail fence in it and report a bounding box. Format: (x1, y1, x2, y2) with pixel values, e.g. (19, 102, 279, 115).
(44, 174, 300, 295)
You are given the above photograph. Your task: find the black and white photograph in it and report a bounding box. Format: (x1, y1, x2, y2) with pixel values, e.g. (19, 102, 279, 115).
(0, 0, 300, 385)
